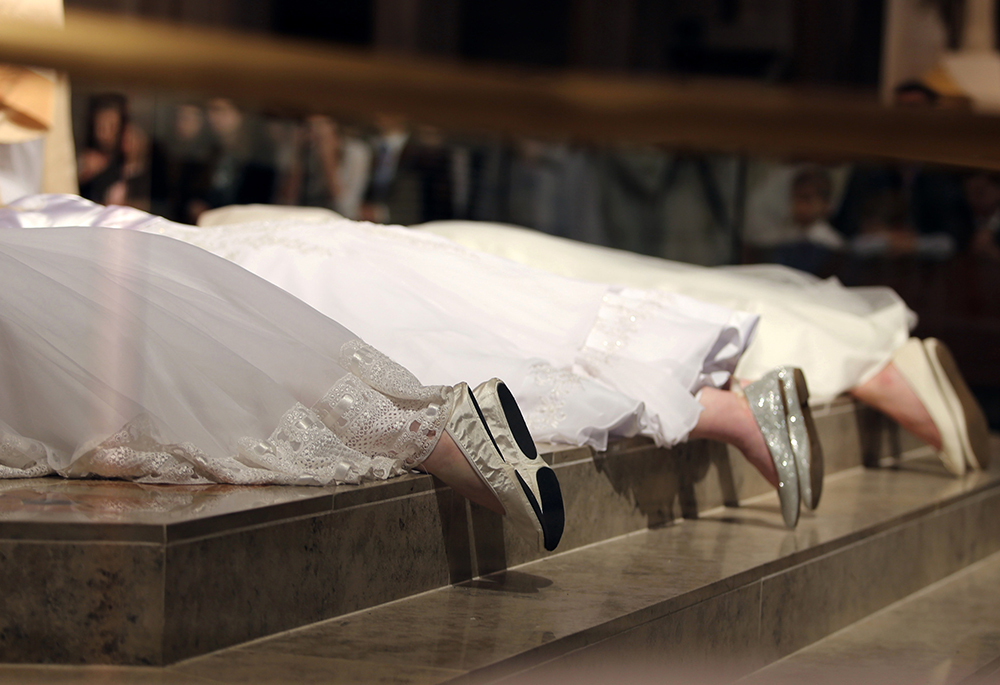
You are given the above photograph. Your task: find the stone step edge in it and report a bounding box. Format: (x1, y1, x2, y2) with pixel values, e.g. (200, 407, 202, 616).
(452, 479, 1000, 683)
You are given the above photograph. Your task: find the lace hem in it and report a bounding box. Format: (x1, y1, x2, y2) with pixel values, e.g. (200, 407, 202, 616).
(0, 427, 60, 480)
(0, 341, 454, 486)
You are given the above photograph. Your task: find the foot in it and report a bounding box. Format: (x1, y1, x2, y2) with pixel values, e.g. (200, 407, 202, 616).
(851, 362, 943, 449)
(691, 387, 780, 488)
(420, 432, 505, 514)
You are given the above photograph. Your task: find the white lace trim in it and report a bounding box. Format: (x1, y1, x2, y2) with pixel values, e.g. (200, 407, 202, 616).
(0, 428, 60, 480)
(0, 341, 453, 486)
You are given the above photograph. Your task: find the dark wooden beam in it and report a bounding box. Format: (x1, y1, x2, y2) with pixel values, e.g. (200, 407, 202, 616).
(2, 9, 1000, 169)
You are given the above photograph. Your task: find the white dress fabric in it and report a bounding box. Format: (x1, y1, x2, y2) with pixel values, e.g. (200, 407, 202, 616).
(1, 195, 760, 450)
(418, 221, 915, 403)
(0, 225, 455, 485)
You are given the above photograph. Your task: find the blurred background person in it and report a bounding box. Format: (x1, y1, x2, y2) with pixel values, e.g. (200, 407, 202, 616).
(833, 81, 974, 259)
(150, 101, 212, 222)
(278, 115, 372, 219)
(360, 113, 411, 223)
(964, 170, 1000, 260)
(767, 166, 847, 275)
(104, 121, 151, 211)
(744, 161, 847, 274)
(77, 92, 126, 204)
(188, 97, 276, 222)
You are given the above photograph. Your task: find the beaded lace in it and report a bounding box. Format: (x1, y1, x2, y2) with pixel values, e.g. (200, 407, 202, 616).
(0, 342, 454, 486)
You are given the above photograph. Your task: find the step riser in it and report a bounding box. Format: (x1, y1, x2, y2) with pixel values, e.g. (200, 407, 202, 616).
(484, 485, 1000, 683)
(0, 401, 934, 665)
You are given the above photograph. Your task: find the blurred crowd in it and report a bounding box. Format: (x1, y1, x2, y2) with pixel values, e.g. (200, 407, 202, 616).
(76, 91, 1000, 271)
(744, 80, 1000, 273)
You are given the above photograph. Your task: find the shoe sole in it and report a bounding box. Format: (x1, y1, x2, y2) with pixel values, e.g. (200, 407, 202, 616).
(893, 339, 966, 477)
(925, 339, 991, 470)
(790, 368, 824, 510)
(744, 371, 800, 529)
(515, 467, 564, 551)
(496, 382, 538, 459)
(477, 380, 564, 551)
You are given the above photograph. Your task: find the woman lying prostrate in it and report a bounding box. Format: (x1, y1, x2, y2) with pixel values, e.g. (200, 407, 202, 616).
(0, 226, 566, 550)
(420, 220, 991, 479)
(2, 194, 823, 528)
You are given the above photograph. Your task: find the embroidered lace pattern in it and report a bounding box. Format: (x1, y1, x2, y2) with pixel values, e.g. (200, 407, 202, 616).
(524, 362, 583, 432)
(0, 341, 455, 485)
(0, 427, 58, 479)
(67, 415, 213, 484)
(576, 287, 675, 378)
(330, 341, 454, 468)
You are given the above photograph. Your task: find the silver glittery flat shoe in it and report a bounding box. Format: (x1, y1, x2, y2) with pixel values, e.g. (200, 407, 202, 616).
(776, 367, 824, 511)
(473, 378, 564, 551)
(742, 370, 801, 528)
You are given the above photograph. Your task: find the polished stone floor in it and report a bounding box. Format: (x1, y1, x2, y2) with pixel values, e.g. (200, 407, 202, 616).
(0, 445, 997, 684)
(744, 549, 1000, 685)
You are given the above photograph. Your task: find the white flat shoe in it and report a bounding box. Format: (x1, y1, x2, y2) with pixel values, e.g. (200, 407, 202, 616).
(445, 382, 563, 550)
(923, 338, 990, 471)
(777, 367, 823, 511)
(892, 338, 965, 476)
(472, 378, 564, 551)
(741, 370, 801, 529)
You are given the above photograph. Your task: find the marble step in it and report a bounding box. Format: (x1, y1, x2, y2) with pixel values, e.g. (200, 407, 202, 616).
(162, 444, 1000, 685)
(0, 440, 997, 682)
(0, 398, 940, 666)
(742, 548, 1000, 685)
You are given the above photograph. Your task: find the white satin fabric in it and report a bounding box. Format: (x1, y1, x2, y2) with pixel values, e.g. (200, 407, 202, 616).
(2, 195, 760, 450)
(420, 221, 915, 403)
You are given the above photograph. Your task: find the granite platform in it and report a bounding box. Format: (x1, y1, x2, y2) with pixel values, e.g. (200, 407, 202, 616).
(0, 398, 988, 669)
(743, 547, 1000, 684)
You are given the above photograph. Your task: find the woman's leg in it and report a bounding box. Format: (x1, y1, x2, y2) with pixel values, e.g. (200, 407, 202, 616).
(850, 362, 943, 449)
(426, 387, 783, 510)
(689, 387, 780, 488)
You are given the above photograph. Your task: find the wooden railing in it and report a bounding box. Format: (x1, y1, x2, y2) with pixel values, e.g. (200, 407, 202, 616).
(1, 9, 1000, 170)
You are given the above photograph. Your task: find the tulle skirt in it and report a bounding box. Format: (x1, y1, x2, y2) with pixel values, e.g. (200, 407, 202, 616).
(0, 226, 452, 485)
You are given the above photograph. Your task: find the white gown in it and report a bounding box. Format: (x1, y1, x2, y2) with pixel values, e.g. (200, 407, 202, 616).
(1, 195, 760, 450)
(420, 221, 915, 403)
(0, 224, 456, 485)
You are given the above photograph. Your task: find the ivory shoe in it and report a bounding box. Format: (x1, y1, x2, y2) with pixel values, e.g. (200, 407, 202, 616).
(923, 338, 990, 470)
(777, 367, 824, 510)
(444, 382, 562, 550)
(892, 338, 965, 476)
(742, 370, 801, 528)
(473, 378, 564, 551)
